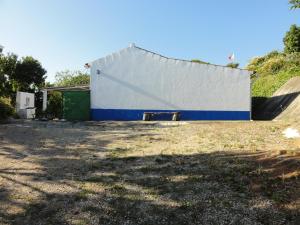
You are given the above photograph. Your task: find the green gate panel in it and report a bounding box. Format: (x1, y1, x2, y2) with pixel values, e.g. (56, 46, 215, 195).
(63, 91, 90, 121)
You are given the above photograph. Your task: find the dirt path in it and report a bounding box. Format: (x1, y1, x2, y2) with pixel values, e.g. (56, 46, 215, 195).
(0, 120, 299, 225)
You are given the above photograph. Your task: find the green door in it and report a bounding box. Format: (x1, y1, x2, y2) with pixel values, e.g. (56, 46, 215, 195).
(63, 91, 90, 121)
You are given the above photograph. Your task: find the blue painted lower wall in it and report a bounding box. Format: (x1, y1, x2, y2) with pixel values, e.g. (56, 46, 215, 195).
(91, 108, 251, 121)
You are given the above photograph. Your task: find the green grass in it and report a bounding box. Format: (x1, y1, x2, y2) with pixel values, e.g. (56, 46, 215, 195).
(248, 51, 300, 97)
(252, 69, 300, 97)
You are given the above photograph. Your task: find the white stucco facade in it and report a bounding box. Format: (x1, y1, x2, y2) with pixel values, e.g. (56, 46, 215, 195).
(89, 45, 252, 120)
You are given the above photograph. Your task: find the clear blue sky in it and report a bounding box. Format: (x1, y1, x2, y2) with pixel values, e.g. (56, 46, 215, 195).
(1, 0, 299, 82)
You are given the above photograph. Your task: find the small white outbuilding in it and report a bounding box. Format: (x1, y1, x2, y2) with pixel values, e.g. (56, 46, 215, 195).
(16, 91, 35, 119)
(89, 44, 252, 121)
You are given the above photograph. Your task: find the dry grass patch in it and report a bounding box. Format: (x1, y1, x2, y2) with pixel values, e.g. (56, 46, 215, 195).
(0, 120, 299, 225)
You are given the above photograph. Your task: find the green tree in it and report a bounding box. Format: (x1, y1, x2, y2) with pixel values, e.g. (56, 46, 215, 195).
(0, 54, 46, 96)
(226, 62, 239, 68)
(290, 0, 300, 9)
(283, 24, 300, 53)
(13, 56, 47, 92)
(0, 53, 18, 97)
(54, 70, 90, 87)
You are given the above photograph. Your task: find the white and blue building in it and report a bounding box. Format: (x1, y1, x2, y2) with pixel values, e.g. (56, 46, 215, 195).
(89, 44, 252, 121)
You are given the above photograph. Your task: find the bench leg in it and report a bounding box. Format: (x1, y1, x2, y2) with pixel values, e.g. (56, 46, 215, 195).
(143, 113, 151, 121)
(172, 113, 180, 121)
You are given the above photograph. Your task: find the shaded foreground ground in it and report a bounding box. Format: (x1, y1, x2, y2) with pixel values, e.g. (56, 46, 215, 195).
(0, 120, 299, 225)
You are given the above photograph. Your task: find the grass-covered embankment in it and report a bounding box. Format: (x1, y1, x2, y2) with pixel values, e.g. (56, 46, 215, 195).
(249, 51, 300, 97)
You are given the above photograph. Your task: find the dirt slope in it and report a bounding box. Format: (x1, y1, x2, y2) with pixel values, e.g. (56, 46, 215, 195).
(256, 77, 300, 120)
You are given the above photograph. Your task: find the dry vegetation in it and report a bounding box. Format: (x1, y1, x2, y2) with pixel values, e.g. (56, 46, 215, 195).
(0, 120, 299, 225)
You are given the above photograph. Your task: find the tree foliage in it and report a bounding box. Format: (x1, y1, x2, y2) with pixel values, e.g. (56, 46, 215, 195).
(46, 91, 62, 119)
(247, 50, 300, 97)
(290, 0, 300, 9)
(0, 53, 17, 97)
(226, 63, 239, 68)
(54, 70, 90, 87)
(191, 59, 210, 64)
(283, 24, 300, 53)
(0, 97, 14, 120)
(0, 53, 46, 97)
(246, 51, 288, 73)
(14, 56, 46, 92)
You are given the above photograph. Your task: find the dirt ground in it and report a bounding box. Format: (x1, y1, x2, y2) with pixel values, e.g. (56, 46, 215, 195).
(0, 120, 299, 225)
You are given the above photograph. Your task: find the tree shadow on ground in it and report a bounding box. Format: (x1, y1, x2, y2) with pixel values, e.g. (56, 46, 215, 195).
(0, 121, 299, 225)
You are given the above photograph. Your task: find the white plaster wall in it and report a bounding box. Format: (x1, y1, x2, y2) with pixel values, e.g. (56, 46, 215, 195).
(90, 46, 251, 111)
(16, 91, 35, 111)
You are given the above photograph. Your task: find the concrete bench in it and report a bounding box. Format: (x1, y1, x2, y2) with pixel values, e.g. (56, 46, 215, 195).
(143, 112, 180, 121)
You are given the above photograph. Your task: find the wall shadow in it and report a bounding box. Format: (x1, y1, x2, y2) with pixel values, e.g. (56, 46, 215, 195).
(252, 92, 300, 120)
(101, 72, 181, 109)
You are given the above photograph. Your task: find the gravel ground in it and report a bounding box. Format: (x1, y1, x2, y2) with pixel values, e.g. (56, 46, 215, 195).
(0, 120, 299, 225)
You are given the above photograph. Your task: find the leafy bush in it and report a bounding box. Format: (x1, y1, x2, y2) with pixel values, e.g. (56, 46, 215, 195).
(0, 97, 14, 121)
(247, 51, 285, 73)
(191, 59, 210, 64)
(265, 50, 282, 60)
(226, 63, 239, 68)
(259, 56, 286, 73)
(46, 91, 62, 119)
(252, 68, 300, 97)
(247, 50, 300, 97)
(285, 52, 300, 67)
